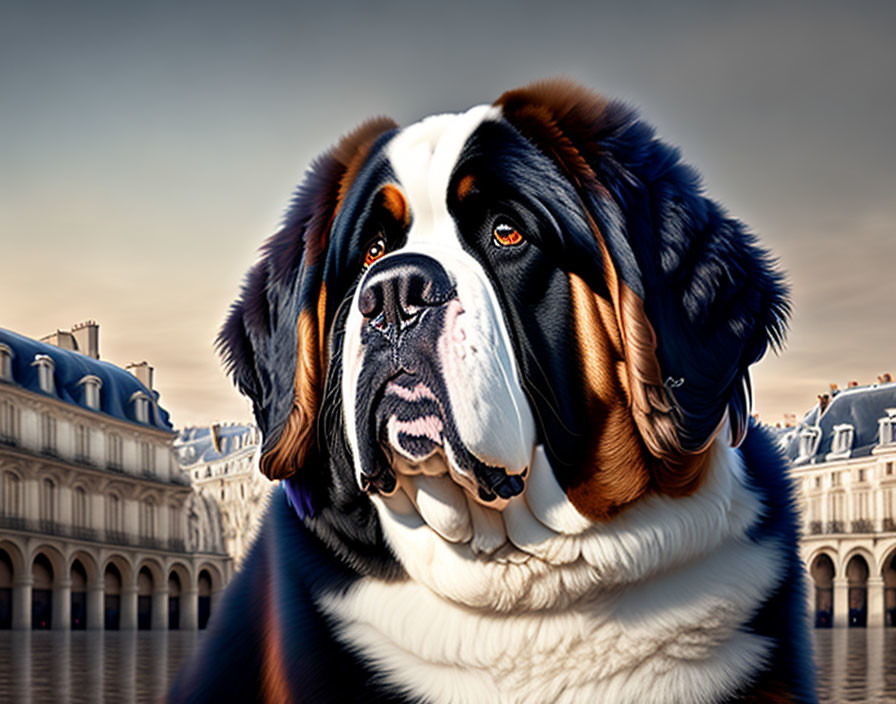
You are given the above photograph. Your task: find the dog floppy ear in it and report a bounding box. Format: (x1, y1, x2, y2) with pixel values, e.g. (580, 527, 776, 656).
(218, 117, 397, 480)
(496, 80, 788, 486)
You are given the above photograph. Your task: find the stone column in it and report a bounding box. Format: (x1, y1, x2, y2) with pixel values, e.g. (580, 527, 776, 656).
(868, 576, 885, 627)
(53, 578, 71, 630)
(120, 586, 138, 630)
(12, 577, 32, 630)
(87, 585, 104, 630)
(181, 588, 198, 630)
(834, 576, 849, 628)
(151, 588, 168, 630)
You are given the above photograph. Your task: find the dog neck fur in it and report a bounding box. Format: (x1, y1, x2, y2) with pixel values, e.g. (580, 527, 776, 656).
(319, 439, 783, 704)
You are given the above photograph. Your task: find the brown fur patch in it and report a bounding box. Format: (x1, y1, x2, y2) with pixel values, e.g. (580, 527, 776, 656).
(379, 184, 409, 226)
(456, 173, 476, 201)
(567, 274, 650, 521)
(260, 119, 397, 480)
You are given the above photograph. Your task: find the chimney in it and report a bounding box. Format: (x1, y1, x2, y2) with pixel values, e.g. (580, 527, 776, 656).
(830, 382, 839, 396)
(126, 361, 154, 390)
(848, 380, 859, 388)
(71, 320, 99, 359)
(40, 330, 77, 351)
(879, 372, 893, 384)
(784, 413, 797, 428)
(818, 394, 830, 413)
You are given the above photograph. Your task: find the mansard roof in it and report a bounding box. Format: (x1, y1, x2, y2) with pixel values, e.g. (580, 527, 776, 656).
(783, 381, 896, 464)
(0, 327, 173, 431)
(175, 423, 257, 466)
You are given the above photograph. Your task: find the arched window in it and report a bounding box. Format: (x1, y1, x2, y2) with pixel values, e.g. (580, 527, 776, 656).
(31, 355, 55, 395)
(829, 424, 855, 458)
(78, 375, 102, 410)
(130, 392, 151, 424)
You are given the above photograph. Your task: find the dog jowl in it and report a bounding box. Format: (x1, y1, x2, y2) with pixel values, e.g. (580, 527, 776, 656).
(170, 81, 816, 704)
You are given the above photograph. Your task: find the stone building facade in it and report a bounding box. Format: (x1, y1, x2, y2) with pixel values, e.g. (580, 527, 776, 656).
(0, 323, 230, 631)
(784, 376, 896, 628)
(175, 423, 272, 568)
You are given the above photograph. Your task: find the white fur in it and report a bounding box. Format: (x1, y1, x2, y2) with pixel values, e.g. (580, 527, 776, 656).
(320, 440, 782, 703)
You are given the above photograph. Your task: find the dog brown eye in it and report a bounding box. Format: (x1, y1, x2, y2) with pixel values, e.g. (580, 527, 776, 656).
(364, 237, 387, 268)
(493, 220, 524, 247)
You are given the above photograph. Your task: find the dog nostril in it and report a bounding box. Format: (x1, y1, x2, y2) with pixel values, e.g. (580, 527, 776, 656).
(358, 286, 380, 318)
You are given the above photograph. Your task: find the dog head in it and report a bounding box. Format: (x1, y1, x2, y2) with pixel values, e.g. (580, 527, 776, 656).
(219, 80, 788, 609)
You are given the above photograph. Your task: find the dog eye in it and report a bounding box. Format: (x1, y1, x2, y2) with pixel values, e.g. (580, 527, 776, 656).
(493, 219, 524, 247)
(363, 237, 387, 268)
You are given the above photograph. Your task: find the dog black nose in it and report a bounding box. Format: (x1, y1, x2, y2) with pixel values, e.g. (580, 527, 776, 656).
(358, 253, 455, 333)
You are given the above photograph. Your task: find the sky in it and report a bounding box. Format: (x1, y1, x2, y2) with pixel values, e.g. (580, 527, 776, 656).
(1, 0, 894, 429)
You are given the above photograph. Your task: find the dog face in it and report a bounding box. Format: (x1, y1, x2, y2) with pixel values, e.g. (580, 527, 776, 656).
(219, 81, 788, 610)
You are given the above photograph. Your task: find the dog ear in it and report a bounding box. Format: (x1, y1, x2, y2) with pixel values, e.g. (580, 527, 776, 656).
(496, 80, 788, 489)
(218, 117, 398, 480)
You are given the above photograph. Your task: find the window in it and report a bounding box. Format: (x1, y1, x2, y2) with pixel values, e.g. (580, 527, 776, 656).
(107, 433, 122, 470)
(40, 412, 57, 455)
(130, 392, 151, 424)
(73, 487, 88, 528)
(815, 476, 822, 489)
(797, 426, 821, 462)
(0, 343, 13, 381)
(140, 442, 155, 475)
(830, 424, 855, 457)
(858, 469, 866, 483)
(880, 410, 896, 446)
(79, 375, 102, 410)
(888, 462, 894, 476)
(75, 424, 91, 463)
(831, 472, 841, 487)
(32, 355, 55, 394)
(2, 472, 21, 516)
(40, 478, 56, 523)
(140, 501, 155, 538)
(106, 494, 121, 534)
(0, 400, 18, 445)
(170, 505, 181, 540)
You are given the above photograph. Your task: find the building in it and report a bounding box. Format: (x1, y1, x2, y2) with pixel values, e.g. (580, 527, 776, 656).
(175, 423, 272, 568)
(783, 375, 896, 628)
(0, 323, 230, 631)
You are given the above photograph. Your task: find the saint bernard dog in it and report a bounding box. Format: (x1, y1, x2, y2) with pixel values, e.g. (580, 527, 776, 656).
(169, 81, 816, 703)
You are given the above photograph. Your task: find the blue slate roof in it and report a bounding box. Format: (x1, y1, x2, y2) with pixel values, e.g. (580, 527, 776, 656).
(783, 381, 896, 464)
(0, 327, 173, 431)
(175, 423, 257, 466)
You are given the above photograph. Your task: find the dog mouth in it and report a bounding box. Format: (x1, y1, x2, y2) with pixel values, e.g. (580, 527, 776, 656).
(370, 372, 527, 511)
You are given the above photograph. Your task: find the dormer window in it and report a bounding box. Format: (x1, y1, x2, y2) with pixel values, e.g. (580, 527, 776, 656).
(78, 375, 103, 410)
(829, 423, 855, 458)
(0, 343, 13, 382)
(31, 354, 55, 395)
(880, 409, 896, 447)
(796, 426, 821, 463)
(130, 391, 151, 424)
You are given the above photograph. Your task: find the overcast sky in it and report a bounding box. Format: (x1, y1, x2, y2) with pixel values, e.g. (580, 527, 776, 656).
(1, 0, 894, 428)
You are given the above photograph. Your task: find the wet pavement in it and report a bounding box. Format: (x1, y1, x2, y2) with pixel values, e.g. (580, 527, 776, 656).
(1, 628, 895, 702)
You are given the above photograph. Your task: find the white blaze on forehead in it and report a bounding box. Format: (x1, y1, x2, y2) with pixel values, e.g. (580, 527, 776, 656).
(386, 104, 499, 244)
